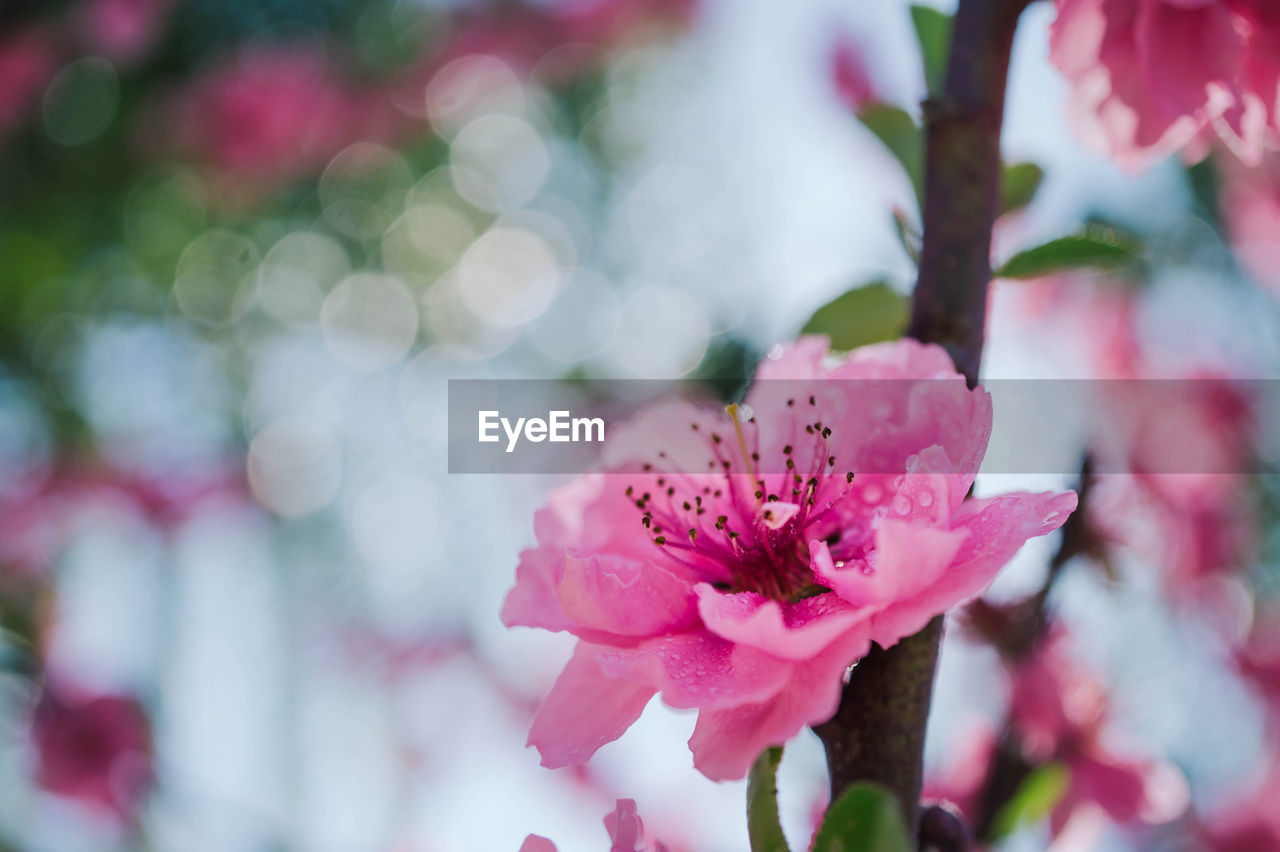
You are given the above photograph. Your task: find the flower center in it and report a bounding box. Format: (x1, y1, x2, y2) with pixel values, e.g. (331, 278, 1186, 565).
(624, 394, 860, 602)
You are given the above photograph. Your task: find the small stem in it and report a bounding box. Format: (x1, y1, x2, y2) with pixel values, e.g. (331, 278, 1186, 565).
(747, 747, 792, 852)
(818, 0, 1031, 834)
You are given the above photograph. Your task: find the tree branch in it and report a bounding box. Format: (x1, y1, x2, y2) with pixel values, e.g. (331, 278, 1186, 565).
(909, 0, 1031, 386)
(815, 0, 1031, 835)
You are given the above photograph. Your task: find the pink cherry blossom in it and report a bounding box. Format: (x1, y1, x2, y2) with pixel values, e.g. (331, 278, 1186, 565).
(1233, 603, 1280, 721)
(31, 683, 152, 821)
(1009, 632, 1188, 836)
(159, 47, 397, 188)
(519, 799, 669, 852)
(831, 38, 877, 112)
(1197, 760, 1280, 850)
(921, 720, 998, 822)
(926, 633, 1187, 839)
(78, 0, 175, 62)
(0, 29, 60, 138)
(1049, 0, 1280, 170)
(504, 338, 1076, 781)
(1000, 276, 1258, 591)
(1221, 151, 1280, 296)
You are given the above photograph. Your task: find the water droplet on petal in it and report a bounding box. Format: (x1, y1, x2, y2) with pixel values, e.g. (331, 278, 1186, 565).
(893, 495, 912, 515)
(918, 491, 933, 507)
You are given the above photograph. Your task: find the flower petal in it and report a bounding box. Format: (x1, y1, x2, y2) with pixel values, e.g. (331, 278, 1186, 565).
(596, 631, 792, 710)
(604, 799, 644, 852)
(752, 336, 832, 381)
(556, 553, 698, 639)
(694, 585, 872, 662)
(870, 490, 1078, 648)
(528, 643, 656, 768)
(814, 522, 969, 609)
(686, 629, 867, 780)
(502, 544, 576, 633)
(519, 837, 558, 852)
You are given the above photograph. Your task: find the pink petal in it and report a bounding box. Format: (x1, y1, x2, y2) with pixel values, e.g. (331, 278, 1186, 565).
(532, 474, 654, 560)
(829, 337, 963, 380)
(753, 336, 832, 381)
(502, 545, 575, 633)
(813, 523, 968, 609)
(528, 643, 656, 768)
(1075, 754, 1150, 823)
(686, 629, 867, 780)
(694, 585, 872, 662)
(605, 799, 644, 852)
(1050, 0, 1108, 77)
(596, 631, 792, 710)
(556, 553, 698, 639)
(519, 836, 558, 852)
(747, 339, 992, 481)
(869, 490, 1077, 648)
(1135, 0, 1239, 118)
(832, 38, 877, 111)
(503, 547, 697, 642)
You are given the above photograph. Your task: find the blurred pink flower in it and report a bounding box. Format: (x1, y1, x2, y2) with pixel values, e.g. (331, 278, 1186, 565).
(0, 459, 247, 577)
(504, 338, 1075, 780)
(162, 48, 396, 186)
(520, 837, 558, 852)
(78, 0, 174, 61)
(445, 0, 695, 69)
(32, 684, 152, 821)
(520, 799, 669, 852)
(385, 0, 697, 110)
(1002, 277, 1258, 590)
(1221, 151, 1280, 296)
(0, 29, 60, 136)
(1010, 632, 1188, 836)
(1198, 760, 1280, 850)
(922, 720, 998, 822)
(1091, 376, 1256, 590)
(1233, 604, 1280, 718)
(1049, 0, 1280, 170)
(926, 634, 1187, 839)
(831, 37, 876, 112)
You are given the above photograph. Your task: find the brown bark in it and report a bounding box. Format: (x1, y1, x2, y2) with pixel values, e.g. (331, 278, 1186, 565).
(815, 0, 1033, 835)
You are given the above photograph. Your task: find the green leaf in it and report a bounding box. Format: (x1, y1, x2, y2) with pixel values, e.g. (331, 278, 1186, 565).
(989, 763, 1071, 840)
(1001, 162, 1045, 215)
(858, 105, 924, 207)
(910, 5, 953, 98)
(994, 226, 1143, 280)
(747, 747, 792, 852)
(801, 282, 910, 351)
(812, 783, 912, 852)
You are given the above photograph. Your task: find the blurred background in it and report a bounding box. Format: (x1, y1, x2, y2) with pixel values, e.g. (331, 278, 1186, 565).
(1, 0, 1279, 850)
